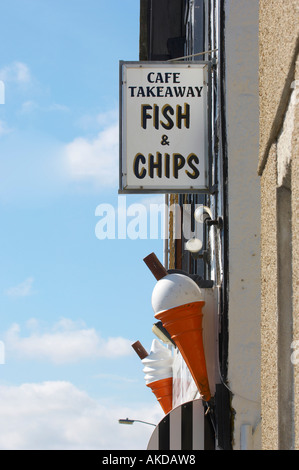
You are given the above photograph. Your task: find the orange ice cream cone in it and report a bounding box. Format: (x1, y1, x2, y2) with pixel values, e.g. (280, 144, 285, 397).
(144, 254, 211, 402)
(146, 377, 173, 414)
(142, 339, 173, 414)
(155, 301, 211, 402)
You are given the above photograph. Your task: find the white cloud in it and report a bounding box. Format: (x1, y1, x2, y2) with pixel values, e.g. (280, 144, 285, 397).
(0, 62, 32, 84)
(0, 381, 162, 449)
(0, 107, 119, 204)
(48, 103, 69, 113)
(19, 100, 69, 115)
(5, 277, 34, 297)
(0, 108, 119, 205)
(96, 109, 118, 127)
(19, 100, 38, 113)
(76, 109, 118, 132)
(94, 373, 138, 383)
(5, 318, 133, 364)
(0, 120, 12, 137)
(64, 122, 119, 188)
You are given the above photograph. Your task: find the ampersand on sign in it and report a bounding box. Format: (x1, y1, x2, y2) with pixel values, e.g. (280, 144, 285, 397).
(161, 135, 169, 146)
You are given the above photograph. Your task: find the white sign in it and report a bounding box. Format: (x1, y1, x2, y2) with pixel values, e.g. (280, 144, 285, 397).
(119, 62, 210, 193)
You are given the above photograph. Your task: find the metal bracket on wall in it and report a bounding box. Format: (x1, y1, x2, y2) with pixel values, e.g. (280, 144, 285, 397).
(206, 216, 223, 230)
(167, 269, 214, 289)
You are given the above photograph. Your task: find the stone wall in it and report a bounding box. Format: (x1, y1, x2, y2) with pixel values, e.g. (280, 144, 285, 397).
(259, 0, 299, 450)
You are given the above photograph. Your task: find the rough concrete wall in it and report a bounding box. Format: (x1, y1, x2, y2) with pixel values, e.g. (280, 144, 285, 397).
(291, 57, 299, 450)
(259, 0, 299, 450)
(259, 0, 299, 173)
(260, 146, 279, 449)
(261, 75, 299, 450)
(224, 0, 261, 449)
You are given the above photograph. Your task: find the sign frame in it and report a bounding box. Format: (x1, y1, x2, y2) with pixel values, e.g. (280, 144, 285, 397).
(119, 61, 212, 194)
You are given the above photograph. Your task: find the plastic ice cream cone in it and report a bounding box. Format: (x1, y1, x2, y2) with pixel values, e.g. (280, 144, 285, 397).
(155, 301, 211, 402)
(144, 254, 211, 402)
(142, 339, 173, 414)
(146, 377, 173, 414)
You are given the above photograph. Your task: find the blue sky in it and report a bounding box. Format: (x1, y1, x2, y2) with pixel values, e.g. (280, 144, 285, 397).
(0, 0, 165, 449)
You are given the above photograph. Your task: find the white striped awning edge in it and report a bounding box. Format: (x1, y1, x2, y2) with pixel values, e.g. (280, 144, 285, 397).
(147, 399, 215, 450)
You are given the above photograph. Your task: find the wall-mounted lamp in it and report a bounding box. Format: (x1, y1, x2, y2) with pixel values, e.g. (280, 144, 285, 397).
(118, 418, 156, 427)
(185, 237, 203, 258)
(194, 205, 213, 223)
(194, 205, 223, 229)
